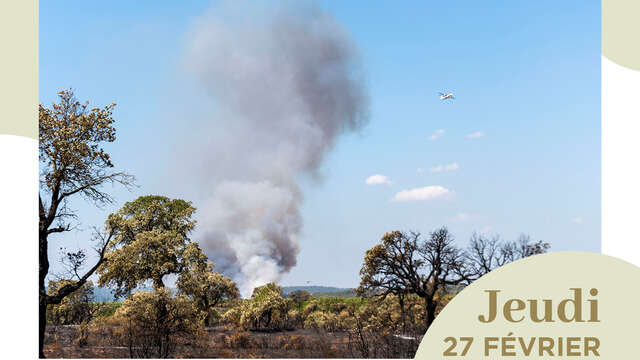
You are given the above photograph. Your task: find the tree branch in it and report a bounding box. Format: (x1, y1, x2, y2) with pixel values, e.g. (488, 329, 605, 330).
(46, 230, 113, 305)
(47, 225, 70, 235)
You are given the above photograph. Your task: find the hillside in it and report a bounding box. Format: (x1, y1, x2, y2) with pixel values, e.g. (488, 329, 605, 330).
(282, 286, 356, 297)
(88, 285, 356, 302)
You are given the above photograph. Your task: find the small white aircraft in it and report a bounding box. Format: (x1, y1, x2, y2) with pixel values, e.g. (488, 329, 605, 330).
(439, 91, 455, 101)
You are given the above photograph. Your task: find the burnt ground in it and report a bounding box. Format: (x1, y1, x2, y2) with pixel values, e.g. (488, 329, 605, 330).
(43, 325, 400, 358)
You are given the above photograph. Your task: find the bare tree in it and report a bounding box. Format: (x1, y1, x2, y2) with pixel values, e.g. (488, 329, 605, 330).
(418, 228, 466, 328)
(462, 232, 550, 282)
(359, 228, 550, 332)
(39, 89, 134, 357)
(463, 233, 511, 279)
(358, 227, 466, 329)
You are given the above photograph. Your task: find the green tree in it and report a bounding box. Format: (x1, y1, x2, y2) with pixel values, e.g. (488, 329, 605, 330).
(288, 290, 312, 309)
(97, 195, 198, 297)
(39, 89, 134, 357)
(234, 283, 292, 330)
(176, 244, 240, 325)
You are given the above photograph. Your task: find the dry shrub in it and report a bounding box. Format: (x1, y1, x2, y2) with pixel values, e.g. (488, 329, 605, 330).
(94, 288, 204, 358)
(286, 309, 302, 329)
(174, 328, 212, 358)
(72, 322, 89, 347)
(253, 336, 271, 349)
(283, 335, 305, 351)
(306, 335, 336, 358)
(230, 331, 252, 349)
(222, 307, 242, 328)
(214, 333, 231, 348)
(217, 348, 235, 358)
(342, 296, 424, 358)
(303, 311, 325, 331)
(302, 300, 318, 318)
(48, 333, 61, 353)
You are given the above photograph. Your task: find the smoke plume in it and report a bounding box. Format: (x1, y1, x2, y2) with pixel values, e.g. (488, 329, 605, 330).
(184, 2, 369, 296)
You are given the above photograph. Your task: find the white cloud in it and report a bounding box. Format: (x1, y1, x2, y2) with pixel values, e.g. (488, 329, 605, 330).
(416, 167, 425, 173)
(392, 185, 450, 202)
(365, 174, 393, 185)
(428, 129, 445, 141)
(430, 162, 459, 173)
(465, 131, 485, 139)
(572, 217, 584, 224)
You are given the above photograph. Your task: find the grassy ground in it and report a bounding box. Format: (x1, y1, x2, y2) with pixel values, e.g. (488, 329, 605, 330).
(91, 302, 122, 318)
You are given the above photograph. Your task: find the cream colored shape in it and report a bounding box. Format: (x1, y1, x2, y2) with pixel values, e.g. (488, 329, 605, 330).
(603, 0, 640, 71)
(415, 252, 640, 358)
(0, 0, 38, 139)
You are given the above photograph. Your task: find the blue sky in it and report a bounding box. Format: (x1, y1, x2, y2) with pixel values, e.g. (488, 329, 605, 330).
(41, 1, 600, 288)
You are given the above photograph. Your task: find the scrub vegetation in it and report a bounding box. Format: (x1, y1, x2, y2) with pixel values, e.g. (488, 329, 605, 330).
(40, 91, 548, 358)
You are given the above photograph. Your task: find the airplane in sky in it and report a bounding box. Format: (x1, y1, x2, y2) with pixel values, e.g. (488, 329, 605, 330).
(439, 91, 455, 101)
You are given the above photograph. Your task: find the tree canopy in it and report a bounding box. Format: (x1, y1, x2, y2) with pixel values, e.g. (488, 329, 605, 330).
(97, 195, 199, 297)
(177, 244, 240, 324)
(227, 283, 292, 331)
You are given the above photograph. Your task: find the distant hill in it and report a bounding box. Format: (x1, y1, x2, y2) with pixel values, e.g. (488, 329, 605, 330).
(92, 286, 121, 302)
(88, 285, 357, 302)
(282, 286, 356, 297)
(77, 283, 462, 302)
(45, 285, 123, 303)
(91, 285, 159, 302)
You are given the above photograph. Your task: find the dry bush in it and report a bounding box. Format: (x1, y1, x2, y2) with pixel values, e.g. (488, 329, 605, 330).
(302, 300, 318, 318)
(342, 296, 425, 358)
(213, 333, 231, 348)
(252, 335, 270, 350)
(217, 348, 235, 358)
(222, 306, 244, 329)
(230, 331, 252, 349)
(282, 335, 305, 351)
(72, 322, 89, 347)
(74, 289, 452, 358)
(47, 333, 61, 354)
(304, 311, 327, 331)
(93, 288, 204, 358)
(286, 309, 303, 329)
(305, 335, 337, 358)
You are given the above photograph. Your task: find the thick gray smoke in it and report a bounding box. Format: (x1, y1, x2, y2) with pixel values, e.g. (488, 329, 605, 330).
(184, 2, 369, 296)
